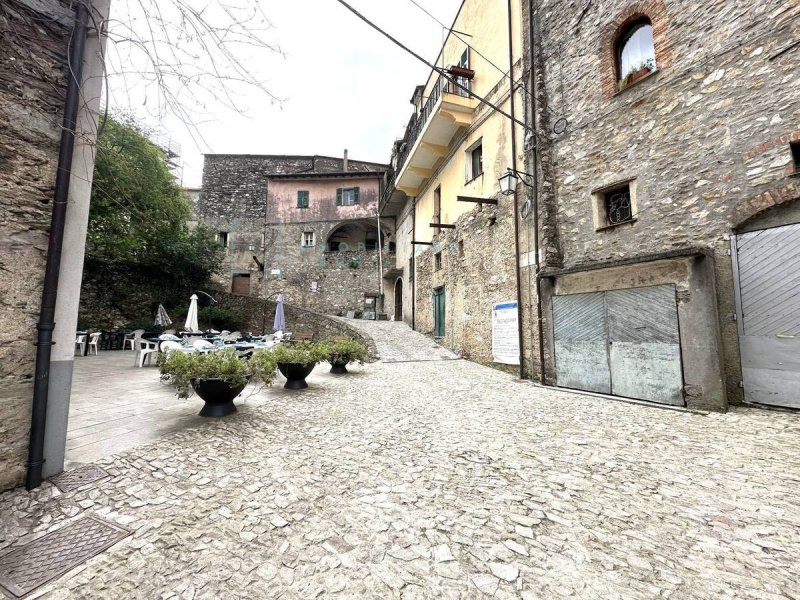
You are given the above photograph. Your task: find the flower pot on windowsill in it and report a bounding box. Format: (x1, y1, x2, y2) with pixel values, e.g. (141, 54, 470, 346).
(277, 362, 316, 389)
(190, 377, 249, 417)
(618, 66, 653, 90)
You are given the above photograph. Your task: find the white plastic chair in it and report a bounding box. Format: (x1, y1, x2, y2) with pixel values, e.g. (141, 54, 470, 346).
(135, 338, 158, 367)
(160, 340, 186, 354)
(75, 335, 86, 355)
(192, 339, 215, 354)
(87, 332, 101, 355)
(163, 329, 176, 335)
(124, 329, 145, 351)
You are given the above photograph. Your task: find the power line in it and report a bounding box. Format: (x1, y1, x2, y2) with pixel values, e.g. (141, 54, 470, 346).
(331, 0, 533, 134)
(405, 0, 534, 103)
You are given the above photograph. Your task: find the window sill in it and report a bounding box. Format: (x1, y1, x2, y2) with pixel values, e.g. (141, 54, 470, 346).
(596, 217, 637, 232)
(613, 69, 659, 97)
(465, 172, 484, 185)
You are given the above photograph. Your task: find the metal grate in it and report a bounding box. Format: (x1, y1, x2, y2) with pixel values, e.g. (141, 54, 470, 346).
(0, 516, 131, 598)
(49, 465, 109, 493)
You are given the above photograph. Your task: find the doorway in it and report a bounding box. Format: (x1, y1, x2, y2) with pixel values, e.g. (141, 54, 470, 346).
(433, 286, 445, 337)
(394, 278, 403, 322)
(732, 222, 800, 408)
(232, 274, 251, 296)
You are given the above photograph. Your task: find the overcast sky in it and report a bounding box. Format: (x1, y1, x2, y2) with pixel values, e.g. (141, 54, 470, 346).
(106, 0, 463, 187)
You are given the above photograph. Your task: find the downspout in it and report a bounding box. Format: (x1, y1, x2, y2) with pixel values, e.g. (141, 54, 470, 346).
(528, 0, 547, 384)
(376, 210, 384, 313)
(508, 0, 525, 379)
(411, 197, 416, 330)
(27, 0, 90, 490)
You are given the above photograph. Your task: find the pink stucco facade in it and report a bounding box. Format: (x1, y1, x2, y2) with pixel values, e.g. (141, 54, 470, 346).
(266, 176, 381, 225)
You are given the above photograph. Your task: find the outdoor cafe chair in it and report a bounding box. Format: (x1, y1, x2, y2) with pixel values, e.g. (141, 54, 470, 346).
(124, 329, 145, 351)
(160, 340, 188, 354)
(134, 338, 158, 368)
(87, 332, 101, 355)
(75, 334, 86, 355)
(192, 339, 215, 354)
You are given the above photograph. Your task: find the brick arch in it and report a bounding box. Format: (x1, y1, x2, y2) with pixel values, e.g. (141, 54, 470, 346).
(600, 0, 673, 99)
(731, 184, 800, 230)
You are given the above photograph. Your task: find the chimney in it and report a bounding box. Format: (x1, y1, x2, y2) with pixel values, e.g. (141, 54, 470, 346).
(343, 149, 349, 172)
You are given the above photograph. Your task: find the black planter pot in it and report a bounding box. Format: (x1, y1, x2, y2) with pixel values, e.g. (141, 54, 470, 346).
(329, 362, 348, 374)
(277, 362, 316, 389)
(190, 378, 247, 417)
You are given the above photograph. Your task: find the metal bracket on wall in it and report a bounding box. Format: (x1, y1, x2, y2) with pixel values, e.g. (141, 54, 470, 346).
(457, 196, 498, 205)
(429, 223, 456, 229)
(412, 241, 433, 245)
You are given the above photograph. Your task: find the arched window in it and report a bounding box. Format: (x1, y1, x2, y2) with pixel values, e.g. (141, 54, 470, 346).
(617, 18, 656, 83)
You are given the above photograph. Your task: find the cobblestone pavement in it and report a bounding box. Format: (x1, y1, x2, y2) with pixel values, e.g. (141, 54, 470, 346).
(1, 321, 799, 599)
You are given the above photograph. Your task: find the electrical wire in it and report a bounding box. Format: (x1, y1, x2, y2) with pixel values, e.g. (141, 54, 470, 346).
(330, 0, 533, 134)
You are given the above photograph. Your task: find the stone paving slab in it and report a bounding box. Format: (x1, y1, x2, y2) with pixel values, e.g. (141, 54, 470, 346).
(0, 321, 798, 598)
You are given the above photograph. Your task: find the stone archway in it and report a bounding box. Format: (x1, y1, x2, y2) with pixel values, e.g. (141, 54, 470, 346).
(394, 278, 403, 322)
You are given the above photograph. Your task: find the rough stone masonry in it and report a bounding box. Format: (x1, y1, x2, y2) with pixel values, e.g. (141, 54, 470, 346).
(0, 0, 71, 492)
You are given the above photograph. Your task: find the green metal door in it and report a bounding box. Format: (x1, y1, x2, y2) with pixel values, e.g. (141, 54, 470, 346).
(434, 286, 445, 337)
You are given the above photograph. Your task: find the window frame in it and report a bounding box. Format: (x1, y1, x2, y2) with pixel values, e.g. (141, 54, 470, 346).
(434, 251, 442, 272)
(337, 187, 361, 206)
(616, 18, 656, 88)
(791, 141, 800, 174)
(465, 139, 484, 183)
(591, 179, 638, 231)
(217, 231, 229, 248)
(297, 190, 310, 209)
(301, 231, 315, 248)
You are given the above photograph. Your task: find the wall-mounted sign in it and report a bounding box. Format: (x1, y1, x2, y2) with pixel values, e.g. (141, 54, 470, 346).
(271, 269, 281, 276)
(310, 281, 318, 292)
(492, 301, 519, 365)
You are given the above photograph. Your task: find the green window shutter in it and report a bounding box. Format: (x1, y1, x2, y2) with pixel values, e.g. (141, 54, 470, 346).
(336, 188, 342, 206)
(297, 190, 309, 208)
(353, 187, 360, 204)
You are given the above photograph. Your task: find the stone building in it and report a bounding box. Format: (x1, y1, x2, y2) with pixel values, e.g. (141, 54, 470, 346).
(0, 0, 107, 491)
(385, 0, 800, 411)
(197, 154, 393, 315)
(521, 0, 800, 411)
(382, 0, 527, 370)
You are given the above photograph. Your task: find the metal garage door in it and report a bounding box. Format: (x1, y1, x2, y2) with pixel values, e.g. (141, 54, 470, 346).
(553, 285, 684, 405)
(732, 223, 800, 408)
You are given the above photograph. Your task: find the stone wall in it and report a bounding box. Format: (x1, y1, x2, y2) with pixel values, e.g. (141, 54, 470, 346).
(0, 0, 71, 491)
(263, 216, 395, 315)
(414, 197, 520, 372)
(216, 292, 378, 360)
(526, 0, 800, 403)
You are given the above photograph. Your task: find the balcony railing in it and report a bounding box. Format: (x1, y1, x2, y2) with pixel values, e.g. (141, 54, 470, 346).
(394, 74, 472, 179)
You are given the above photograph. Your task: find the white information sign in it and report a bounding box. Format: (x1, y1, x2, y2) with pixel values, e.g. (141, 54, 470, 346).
(492, 301, 520, 365)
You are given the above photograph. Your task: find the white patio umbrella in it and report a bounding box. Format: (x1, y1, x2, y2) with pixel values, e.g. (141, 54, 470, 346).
(185, 294, 200, 332)
(273, 293, 286, 332)
(154, 304, 172, 327)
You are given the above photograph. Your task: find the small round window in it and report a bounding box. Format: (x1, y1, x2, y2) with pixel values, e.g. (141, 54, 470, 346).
(618, 19, 656, 81)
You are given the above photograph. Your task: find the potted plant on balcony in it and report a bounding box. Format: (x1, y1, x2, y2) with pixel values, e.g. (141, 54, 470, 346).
(324, 339, 368, 374)
(271, 342, 328, 389)
(158, 348, 277, 417)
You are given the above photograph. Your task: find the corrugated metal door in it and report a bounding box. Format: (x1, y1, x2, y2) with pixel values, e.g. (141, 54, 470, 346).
(553, 292, 611, 393)
(553, 285, 684, 405)
(733, 223, 800, 408)
(607, 286, 684, 405)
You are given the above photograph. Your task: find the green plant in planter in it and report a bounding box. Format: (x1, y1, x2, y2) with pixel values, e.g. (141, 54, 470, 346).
(270, 342, 328, 366)
(324, 339, 367, 373)
(158, 348, 277, 398)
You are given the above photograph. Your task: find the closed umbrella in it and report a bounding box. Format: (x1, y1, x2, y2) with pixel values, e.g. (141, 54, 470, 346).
(273, 293, 285, 332)
(155, 304, 172, 327)
(185, 294, 200, 333)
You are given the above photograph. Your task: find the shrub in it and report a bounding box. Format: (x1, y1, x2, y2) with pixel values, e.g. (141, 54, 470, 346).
(270, 342, 328, 366)
(158, 348, 277, 398)
(324, 339, 367, 366)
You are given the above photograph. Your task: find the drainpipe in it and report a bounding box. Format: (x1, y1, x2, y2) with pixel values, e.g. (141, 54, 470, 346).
(508, 0, 525, 379)
(27, 0, 90, 490)
(376, 210, 384, 313)
(411, 197, 417, 330)
(528, 0, 547, 385)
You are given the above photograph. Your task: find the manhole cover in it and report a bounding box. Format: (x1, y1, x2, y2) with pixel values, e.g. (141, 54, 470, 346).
(49, 465, 109, 493)
(0, 516, 131, 598)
